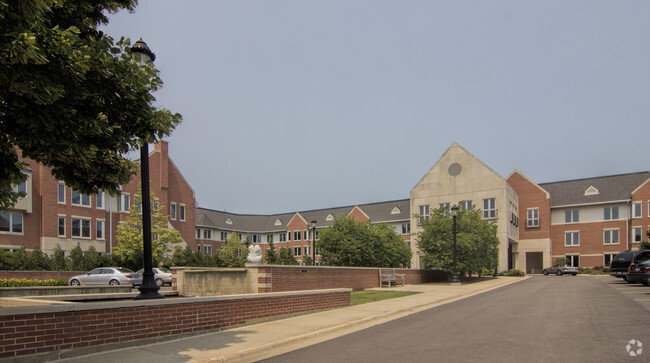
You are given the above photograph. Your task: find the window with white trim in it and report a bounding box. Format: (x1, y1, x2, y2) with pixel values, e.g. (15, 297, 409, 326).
(0, 212, 23, 233)
(279, 233, 287, 242)
(632, 202, 642, 218)
(293, 231, 301, 241)
(566, 255, 579, 267)
(604, 206, 618, 220)
(527, 208, 539, 228)
(603, 229, 619, 245)
(402, 223, 410, 234)
(96, 191, 104, 209)
(179, 204, 186, 221)
(204, 245, 212, 256)
(565, 231, 580, 246)
(604, 253, 616, 267)
(170, 203, 177, 220)
(57, 183, 65, 204)
(419, 205, 430, 223)
(565, 209, 579, 223)
(221, 232, 228, 241)
(267, 234, 274, 243)
(71, 189, 91, 207)
(303, 230, 308, 240)
(96, 220, 105, 240)
(203, 230, 211, 240)
(304, 246, 311, 256)
(71, 218, 91, 238)
(460, 200, 472, 210)
(483, 198, 496, 219)
(58, 216, 65, 237)
(632, 227, 642, 243)
(293, 246, 302, 256)
(120, 193, 130, 212)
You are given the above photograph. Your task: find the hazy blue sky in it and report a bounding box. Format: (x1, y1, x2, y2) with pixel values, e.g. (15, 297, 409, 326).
(102, 1, 650, 215)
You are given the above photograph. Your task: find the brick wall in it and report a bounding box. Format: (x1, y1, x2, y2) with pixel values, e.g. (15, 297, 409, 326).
(255, 265, 447, 292)
(0, 289, 350, 360)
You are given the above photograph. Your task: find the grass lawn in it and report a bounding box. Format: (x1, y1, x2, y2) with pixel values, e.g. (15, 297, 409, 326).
(350, 290, 421, 306)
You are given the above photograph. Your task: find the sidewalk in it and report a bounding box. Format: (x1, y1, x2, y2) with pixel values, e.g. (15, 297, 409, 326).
(55, 277, 526, 363)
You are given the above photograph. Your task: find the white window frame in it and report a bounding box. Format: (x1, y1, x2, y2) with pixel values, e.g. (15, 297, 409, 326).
(293, 246, 302, 257)
(565, 209, 579, 223)
(632, 227, 642, 243)
(96, 220, 105, 240)
(304, 245, 311, 256)
(460, 200, 472, 210)
(58, 215, 66, 237)
(221, 232, 228, 241)
(483, 198, 497, 219)
(71, 217, 91, 239)
(96, 191, 104, 209)
(632, 202, 642, 218)
(57, 183, 66, 204)
(604, 253, 616, 267)
(279, 233, 287, 242)
(267, 234, 274, 243)
(419, 205, 430, 223)
(565, 255, 580, 267)
(604, 206, 619, 220)
(564, 231, 580, 246)
(71, 189, 91, 207)
(203, 229, 211, 240)
(179, 204, 186, 221)
(603, 229, 619, 245)
(293, 231, 301, 241)
(204, 245, 212, 256)
(120, 193, 130, 212)
(0, 211, 23, 234)
(170, 202, 177, 220)
(402, 223, 410, 234)
(527, 208, 539, 228)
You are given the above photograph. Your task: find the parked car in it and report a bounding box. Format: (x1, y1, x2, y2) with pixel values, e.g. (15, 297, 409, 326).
(136, 268, 172, 287)
(625, 258, 650, 286)
(624, 250, 650, 284)
(68, 267, 142, 287)
(610, 250, 637, 280)
(543, 264, 578, 276)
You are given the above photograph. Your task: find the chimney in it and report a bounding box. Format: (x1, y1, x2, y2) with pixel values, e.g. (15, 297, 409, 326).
(155, 141, 169, 189)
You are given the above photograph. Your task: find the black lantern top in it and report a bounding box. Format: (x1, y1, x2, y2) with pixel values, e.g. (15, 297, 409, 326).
(132, 38, 156, 64)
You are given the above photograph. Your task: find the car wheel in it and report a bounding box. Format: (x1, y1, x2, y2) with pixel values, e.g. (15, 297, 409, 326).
(642, 280, 649, 286)
(556, 270, 562, 276)
(543, 270, 548, 275)
(155, 278, 164, 287)
(70, 279, 80, 286)
(109, 279, 120, 286)
(572, 273, 577, 276)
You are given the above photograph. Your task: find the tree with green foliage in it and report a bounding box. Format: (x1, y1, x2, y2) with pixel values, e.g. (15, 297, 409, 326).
(51, 244, 66, 270)
(113, 184, 183, 267)
(277, 247, 299, 265)
(217, 233, 248, 267)
(641, 230, 650, 250)
(265, 240, 278, 264)
(302, 255, 313, 266)
(27, 245, 51, 270)
(66, 244, 84, 271)
(317, 215, 412, 268)
(417, 206, 499, 275)
(0, 0, 182, 209)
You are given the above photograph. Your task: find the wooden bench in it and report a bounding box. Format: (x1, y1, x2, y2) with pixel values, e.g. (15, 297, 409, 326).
(379, 268, 405, 287)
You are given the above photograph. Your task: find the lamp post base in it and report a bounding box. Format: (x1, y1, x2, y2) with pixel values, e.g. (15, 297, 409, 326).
(134, 273, 164, 300)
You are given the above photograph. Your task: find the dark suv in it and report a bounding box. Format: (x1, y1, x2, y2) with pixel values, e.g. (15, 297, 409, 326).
(610, 251, 636, 280)
(625, 250, 650, 284)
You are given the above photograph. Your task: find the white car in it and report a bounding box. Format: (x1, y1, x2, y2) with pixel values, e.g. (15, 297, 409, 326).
(69, 267, 142, 286)
(136, 268, 172, 287)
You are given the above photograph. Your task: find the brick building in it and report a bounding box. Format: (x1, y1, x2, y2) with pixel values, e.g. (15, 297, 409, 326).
(2, 141, 649, 272)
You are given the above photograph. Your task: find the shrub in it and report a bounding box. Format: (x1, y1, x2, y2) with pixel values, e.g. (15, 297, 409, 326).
(507, 269, 525, 277)
(0, 278, 67, 287)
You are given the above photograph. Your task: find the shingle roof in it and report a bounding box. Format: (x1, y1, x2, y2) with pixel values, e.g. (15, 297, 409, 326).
(195, 199, 410, 233)
(539, 172, 650, 207)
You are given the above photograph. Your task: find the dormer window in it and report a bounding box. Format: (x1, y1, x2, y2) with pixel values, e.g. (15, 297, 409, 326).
(584, 186, 599, 196)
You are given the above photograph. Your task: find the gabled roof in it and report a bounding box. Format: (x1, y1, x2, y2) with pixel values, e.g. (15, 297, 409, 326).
(539, 172, 650, 207)
(195, 199, 410, 233)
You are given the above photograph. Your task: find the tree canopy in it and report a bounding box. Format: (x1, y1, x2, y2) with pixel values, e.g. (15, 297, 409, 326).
(217, 233, 248, 268)
(0, 0, 181, 209)
(416, 206, 499, 275)
(317, 215, 412, 268)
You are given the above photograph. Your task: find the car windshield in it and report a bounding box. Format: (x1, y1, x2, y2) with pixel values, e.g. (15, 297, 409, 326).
(158, 268, 171, 273)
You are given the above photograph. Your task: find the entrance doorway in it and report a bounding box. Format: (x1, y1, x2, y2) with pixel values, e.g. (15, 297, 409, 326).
(526, 252, 543, 274)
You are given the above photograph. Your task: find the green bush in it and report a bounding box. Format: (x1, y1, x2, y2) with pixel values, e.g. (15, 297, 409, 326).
(0, 278, 67, 287)
(506, 269, 525, 277)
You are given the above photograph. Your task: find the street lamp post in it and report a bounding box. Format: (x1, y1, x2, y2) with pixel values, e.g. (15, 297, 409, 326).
(132, 39, 164, 300)
(450, 205, 460, 284)
(310, 220, 317, 266)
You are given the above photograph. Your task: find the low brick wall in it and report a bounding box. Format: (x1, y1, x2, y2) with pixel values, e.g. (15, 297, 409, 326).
(255, 265, 448, 293)
(0, 271, 85, 281)
(0, 289, 350, 360)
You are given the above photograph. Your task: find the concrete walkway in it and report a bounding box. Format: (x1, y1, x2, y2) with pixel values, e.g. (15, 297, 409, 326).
(54, 277, 526, 363)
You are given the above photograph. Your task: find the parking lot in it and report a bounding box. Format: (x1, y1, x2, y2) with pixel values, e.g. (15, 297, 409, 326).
(607, 276, 650, 312)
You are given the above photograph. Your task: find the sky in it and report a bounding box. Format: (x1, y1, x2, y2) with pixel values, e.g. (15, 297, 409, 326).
(102, 1, 650, 215)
